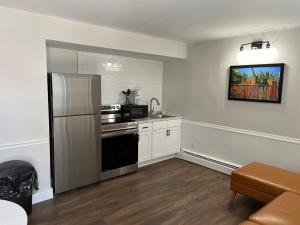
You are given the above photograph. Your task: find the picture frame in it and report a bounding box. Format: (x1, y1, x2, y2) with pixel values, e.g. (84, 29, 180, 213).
(228, 63, 285, 103)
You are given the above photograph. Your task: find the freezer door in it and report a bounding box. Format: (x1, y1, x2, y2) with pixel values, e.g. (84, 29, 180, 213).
(53, 115, 101, 194)
(50, 73, 101, 117)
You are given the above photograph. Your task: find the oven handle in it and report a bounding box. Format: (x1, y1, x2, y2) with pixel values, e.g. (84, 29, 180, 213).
(102, 126, 138, 133)
(101, 129, 138, 138)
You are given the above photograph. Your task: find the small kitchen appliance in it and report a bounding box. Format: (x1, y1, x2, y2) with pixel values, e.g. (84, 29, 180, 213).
(121, 104, 148, 119)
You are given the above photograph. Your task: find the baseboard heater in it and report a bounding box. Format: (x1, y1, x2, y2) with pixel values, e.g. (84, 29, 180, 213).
(182, 150, 239, 170)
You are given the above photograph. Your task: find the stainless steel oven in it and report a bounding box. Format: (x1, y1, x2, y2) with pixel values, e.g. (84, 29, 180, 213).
(101, 104, 138, 180)
(102, 130, 138, 171)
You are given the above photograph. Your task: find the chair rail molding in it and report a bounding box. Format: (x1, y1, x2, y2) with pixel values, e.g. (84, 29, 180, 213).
(0, 138, 52, 204)
(182, 120, 300, 145)
(0, 138, 49, 151)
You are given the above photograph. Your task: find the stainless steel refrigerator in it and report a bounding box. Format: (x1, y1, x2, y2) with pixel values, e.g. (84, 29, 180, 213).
(48, 73, 101, 194)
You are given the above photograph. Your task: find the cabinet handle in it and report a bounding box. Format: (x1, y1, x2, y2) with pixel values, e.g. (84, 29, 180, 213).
(143, 126, 149, 129)
(166, 129, 170, 136)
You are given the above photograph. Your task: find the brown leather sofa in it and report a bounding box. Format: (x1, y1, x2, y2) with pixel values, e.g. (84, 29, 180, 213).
(239, 222, 258, 225)
(229, 162, 300, 225)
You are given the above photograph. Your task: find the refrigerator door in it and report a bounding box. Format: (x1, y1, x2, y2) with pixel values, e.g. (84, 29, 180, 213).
(50, 73, 101, 117)
(53, 114, 101, 194)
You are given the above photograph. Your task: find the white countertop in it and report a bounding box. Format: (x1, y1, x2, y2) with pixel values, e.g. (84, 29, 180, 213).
(134, 116, 182, 123)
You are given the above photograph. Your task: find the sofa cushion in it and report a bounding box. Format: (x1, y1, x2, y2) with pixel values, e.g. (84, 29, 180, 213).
(231, 162, 300, 202)
(250, 192, 300, 225)
(239, 221, 259, 225)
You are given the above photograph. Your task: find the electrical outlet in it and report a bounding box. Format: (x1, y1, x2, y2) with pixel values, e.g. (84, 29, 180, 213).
(191, 141, 195, 149)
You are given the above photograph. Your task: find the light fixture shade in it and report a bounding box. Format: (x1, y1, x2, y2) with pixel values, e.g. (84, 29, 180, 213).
(237, 48, 278, 64)
(240, 41, 271, 51)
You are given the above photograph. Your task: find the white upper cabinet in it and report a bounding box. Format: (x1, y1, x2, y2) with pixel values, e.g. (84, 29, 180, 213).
(47, 47, 78, 73)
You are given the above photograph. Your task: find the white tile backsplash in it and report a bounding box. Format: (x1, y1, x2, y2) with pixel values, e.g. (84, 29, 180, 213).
(78, 52, 163, 110)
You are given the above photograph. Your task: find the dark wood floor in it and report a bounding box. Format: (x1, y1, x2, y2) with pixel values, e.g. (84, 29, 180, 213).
(29, 159, 262, 225)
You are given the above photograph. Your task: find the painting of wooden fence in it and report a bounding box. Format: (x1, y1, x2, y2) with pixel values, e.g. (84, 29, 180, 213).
(228, 64, 284, 103)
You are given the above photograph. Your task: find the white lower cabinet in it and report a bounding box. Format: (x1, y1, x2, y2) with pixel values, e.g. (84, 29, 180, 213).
(152, 129, 167, 158)
(138, 131, 152, 162)
(166, 127, 181, 154)
(138, 119, 181, 163)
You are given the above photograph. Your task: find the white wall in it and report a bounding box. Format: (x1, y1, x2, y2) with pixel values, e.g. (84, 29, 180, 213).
(78, 52, 163, 107)
(0, 6, 186, 203)
(166, 28, 300, 172)
(162, 59, 185, 115)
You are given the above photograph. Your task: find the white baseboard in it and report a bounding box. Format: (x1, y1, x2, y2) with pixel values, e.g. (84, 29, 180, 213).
(137, 151, 239, 176)
(32, 188, 53, 204)
(138, 154, 176, 168)
(178, 149, 240, 175)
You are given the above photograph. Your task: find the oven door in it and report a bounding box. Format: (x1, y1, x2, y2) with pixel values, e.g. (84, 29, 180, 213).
(102, 130, 138, 171)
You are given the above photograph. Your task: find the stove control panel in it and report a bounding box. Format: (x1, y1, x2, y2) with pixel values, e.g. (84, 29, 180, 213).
(101, 104, 121, 112)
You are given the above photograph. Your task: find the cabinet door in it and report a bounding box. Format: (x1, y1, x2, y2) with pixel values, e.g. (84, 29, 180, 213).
(152, 129, 166, 158)
(138, 132, 152, 162)
(166, 127, 181, 154)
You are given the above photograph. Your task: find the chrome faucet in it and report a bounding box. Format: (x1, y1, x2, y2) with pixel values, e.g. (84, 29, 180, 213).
(150, 98, 160, 115)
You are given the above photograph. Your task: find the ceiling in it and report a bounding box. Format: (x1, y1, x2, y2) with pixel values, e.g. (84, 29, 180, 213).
(1, 0, 300, 43)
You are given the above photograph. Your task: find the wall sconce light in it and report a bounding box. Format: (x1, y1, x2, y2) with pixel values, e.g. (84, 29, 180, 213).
(237, 40, 278, 63)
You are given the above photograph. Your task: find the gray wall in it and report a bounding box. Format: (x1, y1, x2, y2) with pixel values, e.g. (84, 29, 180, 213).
(162, 59, 185, 115)
(163, 27, 300, 172)
(184, 29, 300, 138)
(164, 27, 300, 138)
